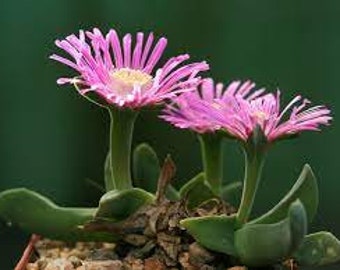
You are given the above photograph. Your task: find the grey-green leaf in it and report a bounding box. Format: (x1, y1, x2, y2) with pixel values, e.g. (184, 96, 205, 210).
(181, 214, 237, 256)
(251, 164, 318, 225)
(165, 185, 180, 201)
(95, 188, 154, 221)
(133, 143, 160, 193)
(234, 200, 307, 267)
(0, 188, 117, 242)
(221, 181, 242, 206)
(294, 232, 340, 266)
(179, 173, 215, 209)
(133, 143, 179, 200)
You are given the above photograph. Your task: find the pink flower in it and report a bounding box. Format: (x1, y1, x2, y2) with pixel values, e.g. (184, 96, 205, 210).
(162, 78, 332, 141)
(161, 78, 265, 133)
(50, 28, 209, 108)
(210, 91, 332, 142)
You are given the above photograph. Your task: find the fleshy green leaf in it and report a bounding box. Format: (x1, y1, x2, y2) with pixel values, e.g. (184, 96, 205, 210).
(181, 214, 237, 256)
(294, 232, 340, 267)
(95, 188, 154, 221)
(221, 181, 242, 206)
(250, 164, 318, 224)
(179, 173, 215, 209)
(132, 143, 179, 200)
(0, 188, 117, 242)
(133, 143, 160, 193)
(234, 200, 307, 267)
(165, 185, 180, 201)
(179, 172, 204, 197)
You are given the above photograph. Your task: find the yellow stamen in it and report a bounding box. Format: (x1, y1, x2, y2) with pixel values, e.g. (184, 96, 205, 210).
(252, 111, 268, 121)
(212, 102, 222, 110)
(110, 68, 152, 87)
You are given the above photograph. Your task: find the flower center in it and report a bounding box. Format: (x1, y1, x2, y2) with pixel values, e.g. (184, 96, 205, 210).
(212, 102, 222, 110)
(110, 68, 152, 88)
(252, 110, 269, 124)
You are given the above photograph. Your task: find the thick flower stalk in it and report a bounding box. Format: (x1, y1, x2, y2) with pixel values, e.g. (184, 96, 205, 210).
(51, 28, 208, 190)
(237, 126, 267, 226)
(161, 78, 264, 194)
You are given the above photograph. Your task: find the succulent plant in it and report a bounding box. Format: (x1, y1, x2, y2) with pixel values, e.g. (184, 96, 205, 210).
(1, 27, 339, 269)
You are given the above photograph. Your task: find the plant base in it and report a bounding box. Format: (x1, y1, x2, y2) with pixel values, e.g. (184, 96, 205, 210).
(20, 199, 295, 270)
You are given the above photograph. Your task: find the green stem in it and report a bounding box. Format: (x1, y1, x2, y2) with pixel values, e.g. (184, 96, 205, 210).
(236, 147, 266, 226)
(107, 108, 138, 191)
(198, 133, 223, 195)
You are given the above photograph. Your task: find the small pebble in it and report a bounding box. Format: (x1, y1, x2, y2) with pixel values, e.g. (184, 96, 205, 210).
(67, 255, 83, 268)
(128, 258, 144, 270)
(26, 263, 39, 270)
(188, 242, 214, 265)
(80, 260, 123, 270)
(88, 248, 118, 260)
(36, 258, 49, 269)
(144, 257, 166, 270)
(102, 243, 116, 249)
(68, 248, 88, 260)
(44, 258, 75, 270)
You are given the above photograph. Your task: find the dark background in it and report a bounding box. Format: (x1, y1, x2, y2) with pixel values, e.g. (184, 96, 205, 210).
(0, 0, 339, 269)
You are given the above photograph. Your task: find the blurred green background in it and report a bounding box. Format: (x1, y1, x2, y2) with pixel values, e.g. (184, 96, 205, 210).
(0, 0, 339, 269)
